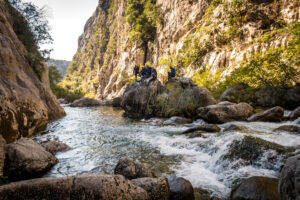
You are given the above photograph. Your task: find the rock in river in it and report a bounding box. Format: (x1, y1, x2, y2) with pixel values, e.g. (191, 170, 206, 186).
(40, 141, 71, 155)
(70, 97, 102, 107)
(231, 176, 279, 200)
(220, 83, 255, 103)
(288, 106, 300, 120)
(4, 138, 58, 181)
(132, 177, 170, 200)
(183, 124, 221, 134)
(114, 157, 155, 180)
(168, 176, 195, 200)
(248, 106, 284, 122)
(197, 102, 254, 124)
(274, 125, 300, 134)
(279, 154, 300, 200)
(163, 116, 192, 125)
(0, 174, 150, 200)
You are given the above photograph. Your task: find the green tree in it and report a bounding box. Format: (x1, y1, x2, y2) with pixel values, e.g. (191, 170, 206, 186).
(49, 66, 62, 86)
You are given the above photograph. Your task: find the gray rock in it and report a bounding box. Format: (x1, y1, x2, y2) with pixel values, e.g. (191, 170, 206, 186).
(0, 135, 5, 177)
(168, 176, 195, 200)
(279, 154, 300, 200)
(41, 141, 71, 155)
(222, 124, 244, 132)
(248, 106, 284, 122)
(163, 117, 192, 125)
(197, 102, 254, 124)
(121, 80, 163, 118)
(132, 177, 170, 200)
(114, 157, 155, 180)
(183, 124, 221, 134)
(4, 138, 58, 181)
(0, 174, 150, 200)
(70, 97, 102, 107)
(112, 97, 122, 107)
(255, 87, 286, 107)
(57, 98, 68, 104)
(283, 85, 300, 110)
(274, 125, 300, 134)
(231, 176, 279, 200)
(220, 83, 254, 103)
(288, 106, 300, 120)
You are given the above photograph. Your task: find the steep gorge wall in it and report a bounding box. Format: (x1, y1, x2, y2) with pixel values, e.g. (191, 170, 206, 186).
(0, 0, 65, 143)
(66, 0, 299, 100)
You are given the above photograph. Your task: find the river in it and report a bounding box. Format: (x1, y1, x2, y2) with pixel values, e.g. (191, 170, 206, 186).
(33, 105, 300, 198)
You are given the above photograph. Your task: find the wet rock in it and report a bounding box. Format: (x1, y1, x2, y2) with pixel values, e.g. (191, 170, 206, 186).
(279, 154, 300, 200)
(248, 106, 284, 122)
(220, 83, 255, 103)
(294, 117, 300, 125)
(163, 116, 192, 125)
(194, 188, 221, 200)
(132, 177, 170, 200)
(222, 124, 244, 132)
(4, 138, 58, 181)
(121, 80, 163, 118)
(288, 106, 300, 120)
(183, 124, 221, 134)
(283, 85, 300, 110)
(231, 176, 279, 200)
(40, 141, 71, 155)
(186, 132, 206, 138)
(0, 174, 150, 200)
(112, 97, 122, 107)
(144, 118, 165, 126)
(197, 102, 254, 124)
(57, 98, 68, 104)
(255, 87, 286, 107)
(274, 125, 300, 134)
(224, 136, 292, 169)
(70, 97, 102, 107)
(0, 135, 5, 177)
(153, 78, 216, 118)
(114, 157, 155, 180)
(168, 176, 194, 200)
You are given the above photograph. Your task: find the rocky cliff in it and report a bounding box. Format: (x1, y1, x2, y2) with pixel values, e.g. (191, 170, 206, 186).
(47, 59, 70, 78)
(65, 0, 299, 100)
(0, 0, 65, 143)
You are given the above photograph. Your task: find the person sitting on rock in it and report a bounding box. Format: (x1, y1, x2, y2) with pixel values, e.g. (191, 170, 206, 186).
(133, 65, 140, 81)
(137, 66, 147, 82)
(168, 67, 176, 80)
(147, 68, 157, 86)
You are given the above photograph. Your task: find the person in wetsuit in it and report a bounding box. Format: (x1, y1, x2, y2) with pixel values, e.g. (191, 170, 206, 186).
(133, 65, 140, 80)
(168, 67, 176, 80)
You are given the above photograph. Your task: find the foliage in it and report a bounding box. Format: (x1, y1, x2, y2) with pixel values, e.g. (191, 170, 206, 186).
(8, 0, 52, 79)
(49, 66, 62, 86)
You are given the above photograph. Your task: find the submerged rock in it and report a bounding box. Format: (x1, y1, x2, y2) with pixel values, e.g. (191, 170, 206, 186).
(70, 97, 102, 107)
(168, 176, 195, 200)
(274, 125, 300, 134)
(197, 102, 254, 124)
(0, 135, 5, 177)
(279, 154, 300, 200)
(220, 83, 255, 103)
(121, 80, 163, 118)
(114, 157, 155, 180)
(4, 138, 58, 181)
(163, 116, 192, 125)
(183, 124, 221, 134)
(40, 141, 71, 155)
(248, 106, 284, 122)
(153, 78, 216, 118)
(288, 106, 300, 120)
(231, 176, 280, 200)
(0, 174, 150, 200)
(132, 177, 170, 200)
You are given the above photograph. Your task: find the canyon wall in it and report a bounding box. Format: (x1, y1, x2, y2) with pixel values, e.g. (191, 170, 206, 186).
(0, 0, 65, 143)
(66, 0, 299, 100)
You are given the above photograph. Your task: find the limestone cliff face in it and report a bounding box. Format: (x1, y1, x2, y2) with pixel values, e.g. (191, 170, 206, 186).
(68, 0, 299, 100)
(0, 0, 66, 143)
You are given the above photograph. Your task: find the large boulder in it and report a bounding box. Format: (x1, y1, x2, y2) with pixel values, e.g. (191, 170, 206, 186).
(0, 174, 150, 200)
(112, 97, 122, 107)
(279, 154, 300, 200)
(4, 138, 58, 181)
(132, 177, 170, 200)
(288, 106, 300, 120)
(153, 78, 216, 118)
(70, 97, 102, 107)
(182, 124, 221, 134)
(231, 176, 279, 200)
(0, 135, 5, 177)
(114, 157, 155, 180)
(220, 83, 255, 103)
(283, 85, 300, 110)
(121, 80, 163, 118)
(255, 87, 286, 107)
(168, 176, 195, 200)
(248, 106, 284, 122)
(40, 141, 71, 155)
(197, 102, 254, 124)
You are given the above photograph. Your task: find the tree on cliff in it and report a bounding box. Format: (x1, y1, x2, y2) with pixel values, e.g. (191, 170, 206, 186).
(7, 0, 52, 78)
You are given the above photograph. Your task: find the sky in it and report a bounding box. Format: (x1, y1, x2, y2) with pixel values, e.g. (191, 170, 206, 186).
(29, 0, 99, 61)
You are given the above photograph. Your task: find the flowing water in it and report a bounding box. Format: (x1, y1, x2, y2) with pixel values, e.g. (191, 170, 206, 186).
(34, 105, 300, 198)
